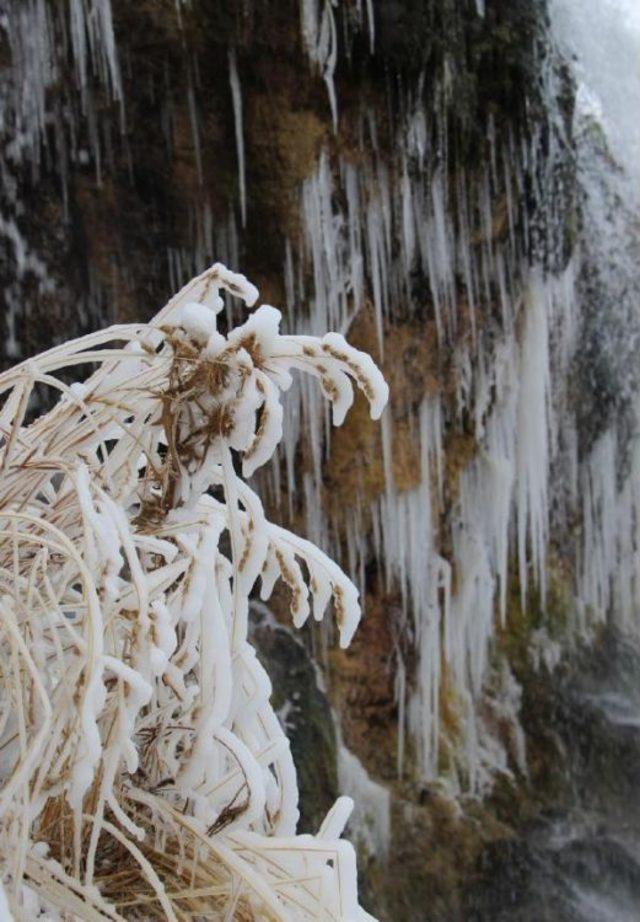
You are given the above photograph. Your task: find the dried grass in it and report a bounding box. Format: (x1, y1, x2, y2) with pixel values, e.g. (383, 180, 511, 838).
(0, 264, 387, 920)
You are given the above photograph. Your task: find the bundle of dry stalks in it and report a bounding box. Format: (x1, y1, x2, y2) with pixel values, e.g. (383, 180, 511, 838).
(0, 264, 388, 921)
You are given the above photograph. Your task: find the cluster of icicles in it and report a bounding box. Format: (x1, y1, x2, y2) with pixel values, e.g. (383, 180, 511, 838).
(0, 263, 387, 920)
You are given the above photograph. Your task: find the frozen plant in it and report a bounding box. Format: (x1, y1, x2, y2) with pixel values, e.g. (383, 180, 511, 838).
(0, 263, 388, 920)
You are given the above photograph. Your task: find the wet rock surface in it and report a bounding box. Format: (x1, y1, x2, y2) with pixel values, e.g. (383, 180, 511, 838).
(466, 628, 640, 922)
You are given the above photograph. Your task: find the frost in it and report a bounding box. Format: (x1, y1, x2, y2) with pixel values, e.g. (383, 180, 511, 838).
(0, 263, 387, 919)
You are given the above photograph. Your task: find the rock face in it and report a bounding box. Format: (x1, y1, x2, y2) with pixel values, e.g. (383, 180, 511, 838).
(2, 1, 640, 919)
(0, 0, 556, 361)
(251, 607, 340, 835)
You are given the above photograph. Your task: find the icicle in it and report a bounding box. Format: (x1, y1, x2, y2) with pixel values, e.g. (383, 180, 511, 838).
(300, 0, 339, 130)
(516, 275, 551, 606)
(228, 48, 247, 227)
(336, 728, 390, 859)
(365, 0, 375, 52)
(186, 66, 203, 186)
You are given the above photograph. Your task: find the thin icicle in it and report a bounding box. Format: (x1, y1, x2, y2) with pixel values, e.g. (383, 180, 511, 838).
(228, 48, 247, 227)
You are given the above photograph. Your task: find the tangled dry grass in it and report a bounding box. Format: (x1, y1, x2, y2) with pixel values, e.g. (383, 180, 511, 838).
(0, 264, 388, 920)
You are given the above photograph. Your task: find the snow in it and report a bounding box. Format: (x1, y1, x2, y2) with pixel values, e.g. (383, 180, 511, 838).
(179, 300, 219, 342)
(211, 261, 259, 306)
(321, 333, 389, 420)
(318, 795, 354, 840)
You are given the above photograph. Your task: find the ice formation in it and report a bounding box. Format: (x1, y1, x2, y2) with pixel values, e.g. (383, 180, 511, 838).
(273, 112, 574, 784)
(1, 0, 123, 367)
(299, 0, 375, 128)
(3, 0, 640, 821)
(228, 48, 247, 228)
(267, 0, 640, 788)
(0, 263, 387, 919)
(336, 735, 390, 862)
(300, 0, 340, 129)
